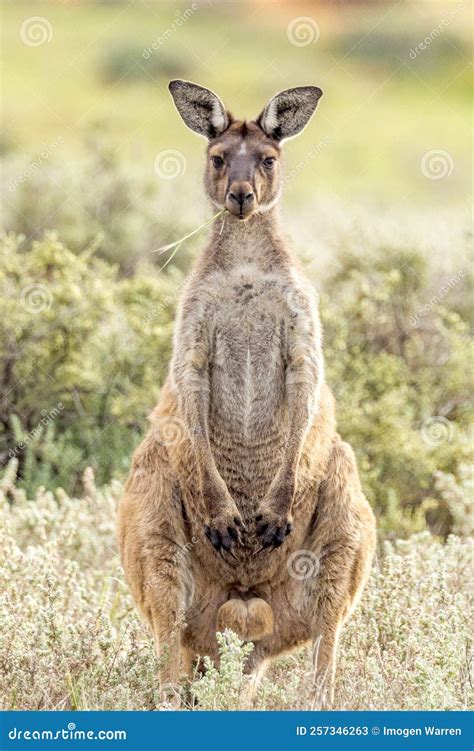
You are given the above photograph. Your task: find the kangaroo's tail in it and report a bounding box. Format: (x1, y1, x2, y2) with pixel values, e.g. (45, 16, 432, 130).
(216, 597, 274, 641)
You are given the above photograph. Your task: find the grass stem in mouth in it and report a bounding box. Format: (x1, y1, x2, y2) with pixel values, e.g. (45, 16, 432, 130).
(153, 208, 227, 272)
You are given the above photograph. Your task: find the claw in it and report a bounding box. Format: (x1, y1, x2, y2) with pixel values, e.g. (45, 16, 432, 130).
(225, 547, 239, 561)
(220, 534, 233, 551)
(227, 526, 243, 545)
(255, 516, 293, 550)
(204, 518, 243, 555)
(204, 525, 223, 551)
(274, 526, 287, 546)
(236, 516, 249, 534)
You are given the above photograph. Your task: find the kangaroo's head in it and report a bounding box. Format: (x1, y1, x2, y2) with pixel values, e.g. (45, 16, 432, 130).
(168, 80, 322, 221)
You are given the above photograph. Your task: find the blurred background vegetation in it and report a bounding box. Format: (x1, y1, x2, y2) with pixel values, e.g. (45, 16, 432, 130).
(1, 0, 472, 539)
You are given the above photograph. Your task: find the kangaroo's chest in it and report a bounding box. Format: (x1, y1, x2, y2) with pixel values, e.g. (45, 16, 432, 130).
(205, 265, 292, 441)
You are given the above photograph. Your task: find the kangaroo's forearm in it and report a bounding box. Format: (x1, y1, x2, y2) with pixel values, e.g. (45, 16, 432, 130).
(279, 396, 315, 487)
(174, 373, 232, 516)
(176, 380, 214, 471)
(272, 364, 322, 509)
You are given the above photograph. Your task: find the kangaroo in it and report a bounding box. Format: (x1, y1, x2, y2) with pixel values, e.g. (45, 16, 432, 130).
(117, 80, 376, 708)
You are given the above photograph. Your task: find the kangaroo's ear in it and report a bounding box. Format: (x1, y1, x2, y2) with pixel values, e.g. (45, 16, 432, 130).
(168, 79, 230, 140)
(257, 86, 323, 142)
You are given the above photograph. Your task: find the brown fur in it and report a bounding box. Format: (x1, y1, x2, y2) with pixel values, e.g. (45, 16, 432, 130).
(117, 81, 376, 707)
(217, 598, 274, 642)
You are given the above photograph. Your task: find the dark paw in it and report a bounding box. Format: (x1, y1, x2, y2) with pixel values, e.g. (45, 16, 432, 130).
(204, 515, 243, 553)
(255, 513, 293, 550)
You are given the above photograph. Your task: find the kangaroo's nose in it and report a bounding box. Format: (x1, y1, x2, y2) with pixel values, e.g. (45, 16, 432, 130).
(229, 189, 254, 207)
(226, 181, 255, 219)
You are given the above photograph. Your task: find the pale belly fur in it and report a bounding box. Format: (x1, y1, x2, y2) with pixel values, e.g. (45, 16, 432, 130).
(205, 265, 292, 509)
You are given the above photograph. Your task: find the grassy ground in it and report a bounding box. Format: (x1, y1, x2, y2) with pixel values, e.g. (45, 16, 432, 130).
(1, 464, 472, 711)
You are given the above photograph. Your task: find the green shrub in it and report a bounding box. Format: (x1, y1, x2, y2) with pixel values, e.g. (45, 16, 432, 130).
(0, 233, 183, 494)
(320, 243, 472, 537)
(2, 136, 201, 273)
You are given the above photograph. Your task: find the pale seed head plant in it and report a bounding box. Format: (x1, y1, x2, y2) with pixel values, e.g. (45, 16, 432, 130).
(1, 461, 472, 711)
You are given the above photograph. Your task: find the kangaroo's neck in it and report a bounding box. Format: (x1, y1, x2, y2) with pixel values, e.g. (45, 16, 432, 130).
(205, 207, 293, 271)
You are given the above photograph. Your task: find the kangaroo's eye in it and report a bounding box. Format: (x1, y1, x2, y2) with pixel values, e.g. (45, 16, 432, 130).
(263, 157, 276, 170)
(212, 156, 224, 169)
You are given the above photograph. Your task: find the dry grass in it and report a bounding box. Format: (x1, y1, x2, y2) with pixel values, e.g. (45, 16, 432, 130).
(1, 462, 472, 711)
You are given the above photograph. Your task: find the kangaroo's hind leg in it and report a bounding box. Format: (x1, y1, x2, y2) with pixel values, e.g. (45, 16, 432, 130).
(117, 434, 193, 703)
(302, 436, 376, 708)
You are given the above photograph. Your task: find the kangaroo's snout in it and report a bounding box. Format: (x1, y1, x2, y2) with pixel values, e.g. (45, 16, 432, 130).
(226, 182, 255, 219)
